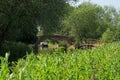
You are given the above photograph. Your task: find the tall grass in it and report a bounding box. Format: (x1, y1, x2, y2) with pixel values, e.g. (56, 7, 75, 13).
(0, 42, 120, 80)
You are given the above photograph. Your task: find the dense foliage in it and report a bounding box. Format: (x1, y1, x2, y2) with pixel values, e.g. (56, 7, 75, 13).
(0, 1, 120, 79)
(0, 42, 120, 80)
(0, 0, 77, 57)
(0, 41, 32, 61)
(61, 2, 120, 43)
(0, 0, 77, 47)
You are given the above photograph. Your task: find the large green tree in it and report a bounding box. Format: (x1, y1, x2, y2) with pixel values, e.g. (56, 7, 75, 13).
(0, 0, 39, 47)
(62, 2, 105, 43)
(101, 7, 120, 42)
(0, 0, 78, 48)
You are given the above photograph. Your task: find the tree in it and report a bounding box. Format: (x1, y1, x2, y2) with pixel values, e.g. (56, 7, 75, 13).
(38, 0, 79, 35)
(62, 2, 105, 43)
(60, 4, 75, 35)
(113, 11, 120, 41)
(0, 0, 78, 48)
(0, 0, 39, 47)
(101, 6, 120, 42)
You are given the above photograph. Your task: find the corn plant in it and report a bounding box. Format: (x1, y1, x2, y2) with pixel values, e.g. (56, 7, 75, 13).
(0, 42, 120, 80)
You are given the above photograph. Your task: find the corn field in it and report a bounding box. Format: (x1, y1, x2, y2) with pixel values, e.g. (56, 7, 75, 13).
(0, 42, 120, 80)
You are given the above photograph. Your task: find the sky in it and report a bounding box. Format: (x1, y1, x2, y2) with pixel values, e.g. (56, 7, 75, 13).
(73, 0, 120, 10)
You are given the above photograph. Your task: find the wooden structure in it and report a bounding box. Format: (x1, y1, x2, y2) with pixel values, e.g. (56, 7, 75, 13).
(78, 39, 100, 49)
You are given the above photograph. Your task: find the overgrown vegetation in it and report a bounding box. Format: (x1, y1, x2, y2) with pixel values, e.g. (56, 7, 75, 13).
(0, 42, 120, 80)
(61, 2, 120, 43)
(0, 0, 77, 60)
(0, 1, 120, 79)
(58, 41, 69, 52)
(0, 41, 32, 61)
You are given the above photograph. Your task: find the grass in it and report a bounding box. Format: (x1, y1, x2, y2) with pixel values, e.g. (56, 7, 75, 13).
(0, 42, 120, 80)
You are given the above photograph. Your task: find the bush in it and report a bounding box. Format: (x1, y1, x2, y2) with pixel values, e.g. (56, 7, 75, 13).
(74, 41, 80, 49)
(0, 41, 32, 61)
(114, 27, 120, 41)
(58, 41, 68, 52)
(101, 28, 115, 43)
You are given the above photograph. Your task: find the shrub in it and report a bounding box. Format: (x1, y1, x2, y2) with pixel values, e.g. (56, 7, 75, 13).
(74, 41, 80, 49)
(0, 41, 32, 61)
(101, 28, 115, 43)
(58, 41, 69, 52)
